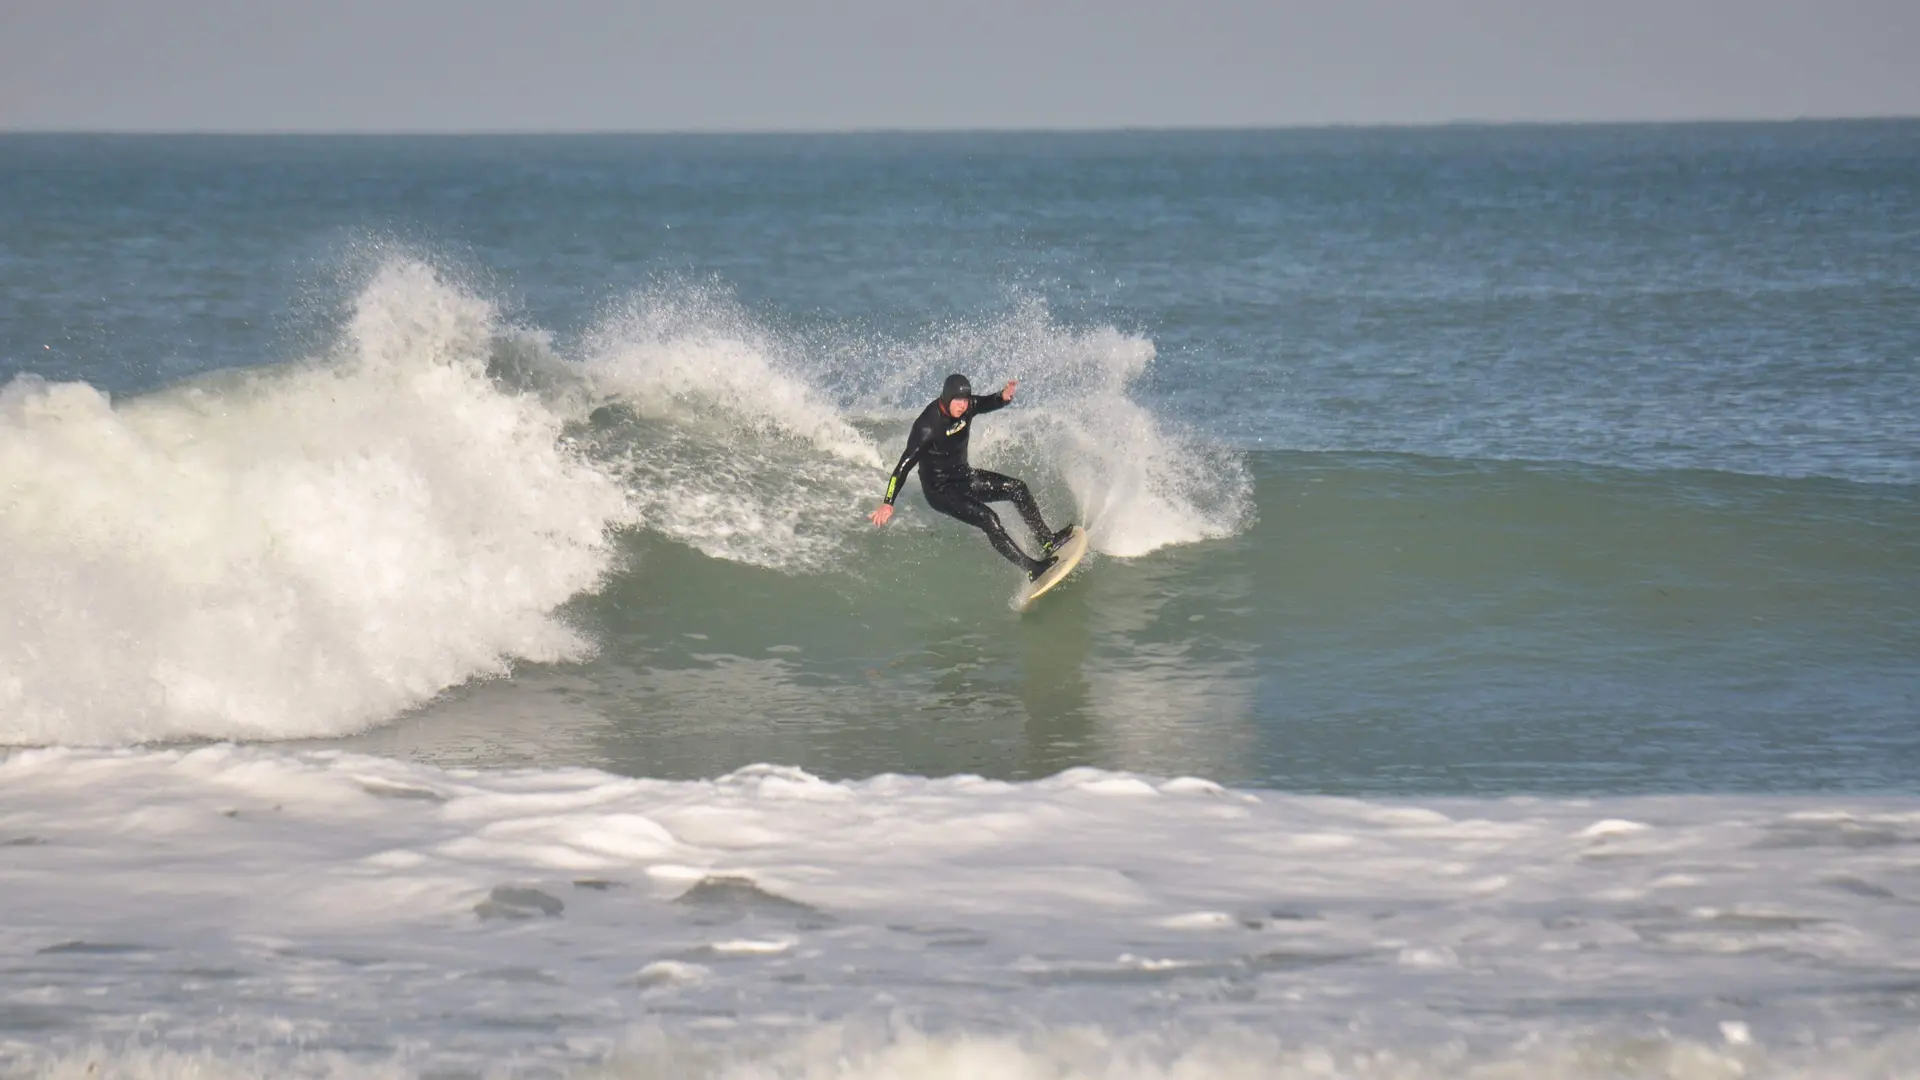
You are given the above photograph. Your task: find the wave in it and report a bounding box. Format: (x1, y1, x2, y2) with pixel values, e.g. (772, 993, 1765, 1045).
(0, 261, 633, 746)
(0, 259, 1243, 747)
(563, 446, 1916, 669)
(1243, 448, 1919, 602)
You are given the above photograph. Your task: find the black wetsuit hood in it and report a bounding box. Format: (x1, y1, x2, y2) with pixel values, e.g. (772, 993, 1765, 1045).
(939, 373, 972, 408)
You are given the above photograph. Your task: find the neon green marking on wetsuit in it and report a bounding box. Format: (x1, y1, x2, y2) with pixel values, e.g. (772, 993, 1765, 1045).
(885, 476, 899, 501)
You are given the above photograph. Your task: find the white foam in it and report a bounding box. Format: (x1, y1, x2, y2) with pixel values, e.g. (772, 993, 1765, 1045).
(1159, 911, 1237, 929)
(636, 959, 710, 985)
(578, 286, 882, 571)
(585, 286, 879, 467)
(0, 260, 635, 746)
(3, 747, 1919, 1076)
(707, 937, 795, 955)
(592, 1024, 1920, 1080)
(19, 1028, 1920, 1080)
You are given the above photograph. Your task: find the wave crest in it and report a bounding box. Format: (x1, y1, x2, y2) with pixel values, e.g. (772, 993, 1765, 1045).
(0, 260, 634, 745)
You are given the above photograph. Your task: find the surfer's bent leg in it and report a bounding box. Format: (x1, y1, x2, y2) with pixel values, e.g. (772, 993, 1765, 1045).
(924, 479, 1045, 574)
(969, 470, 1057, 548)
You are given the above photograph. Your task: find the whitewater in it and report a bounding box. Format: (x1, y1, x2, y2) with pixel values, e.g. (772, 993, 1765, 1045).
(8, 746, 1920, 1078)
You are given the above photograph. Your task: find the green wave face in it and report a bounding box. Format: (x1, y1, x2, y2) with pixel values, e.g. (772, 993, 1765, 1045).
(341, 449, 1917, 796)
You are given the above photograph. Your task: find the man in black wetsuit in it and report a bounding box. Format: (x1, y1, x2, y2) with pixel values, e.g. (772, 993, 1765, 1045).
(868, 373, 1075, 580)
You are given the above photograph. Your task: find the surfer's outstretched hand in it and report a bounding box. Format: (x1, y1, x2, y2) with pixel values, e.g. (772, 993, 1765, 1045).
(869, 504, 894, 527)
(1001, 379, 1018, 401)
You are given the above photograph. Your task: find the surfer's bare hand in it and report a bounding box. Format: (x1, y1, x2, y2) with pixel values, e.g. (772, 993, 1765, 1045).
(1002, 379, 1018, 401)
(869, 504, 894, 527)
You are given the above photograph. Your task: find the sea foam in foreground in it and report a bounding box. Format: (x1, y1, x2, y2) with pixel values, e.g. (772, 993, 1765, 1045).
(5, 745, 1920, 1078)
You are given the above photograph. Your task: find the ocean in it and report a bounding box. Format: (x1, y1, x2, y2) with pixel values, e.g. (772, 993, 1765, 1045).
(1, 123, 1917, 1078)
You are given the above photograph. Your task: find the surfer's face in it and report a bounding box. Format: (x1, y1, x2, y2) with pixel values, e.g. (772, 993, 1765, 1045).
(946, 397, 969, 418)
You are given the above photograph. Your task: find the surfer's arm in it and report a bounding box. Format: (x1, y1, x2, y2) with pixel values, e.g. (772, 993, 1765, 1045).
(881, 424, 931, 506)
(968, 392, 1010, 416)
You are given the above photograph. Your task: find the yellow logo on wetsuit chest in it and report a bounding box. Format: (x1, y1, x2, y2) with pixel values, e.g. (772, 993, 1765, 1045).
(946, 420, 967, 436)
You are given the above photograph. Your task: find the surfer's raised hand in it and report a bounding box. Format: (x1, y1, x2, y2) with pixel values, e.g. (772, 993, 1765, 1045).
(1001, 379, 1018, 401)
(869, 504, 894, 527)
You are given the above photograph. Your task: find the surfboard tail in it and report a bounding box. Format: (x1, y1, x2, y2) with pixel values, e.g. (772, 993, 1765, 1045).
(1017, 526, 1089, 609)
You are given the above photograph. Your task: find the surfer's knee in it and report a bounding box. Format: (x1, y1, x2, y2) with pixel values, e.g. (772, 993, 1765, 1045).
(996, 476, 1031, 502)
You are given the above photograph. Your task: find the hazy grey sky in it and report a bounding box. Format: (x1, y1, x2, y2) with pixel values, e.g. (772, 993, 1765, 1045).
(2, 0, 1916, 132)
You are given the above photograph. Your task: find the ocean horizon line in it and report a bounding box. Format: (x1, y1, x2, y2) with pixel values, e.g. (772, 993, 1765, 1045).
(3, 114, 1917, 139)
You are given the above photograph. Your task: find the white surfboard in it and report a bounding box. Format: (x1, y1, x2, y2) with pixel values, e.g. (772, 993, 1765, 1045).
(1016, 526, 1089, 610)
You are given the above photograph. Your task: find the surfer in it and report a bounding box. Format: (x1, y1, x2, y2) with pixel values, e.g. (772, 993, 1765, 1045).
(868, 373, 1075, 580)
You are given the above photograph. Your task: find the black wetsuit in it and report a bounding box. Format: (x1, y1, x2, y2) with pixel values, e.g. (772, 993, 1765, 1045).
(882, 393, 1060, 573)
